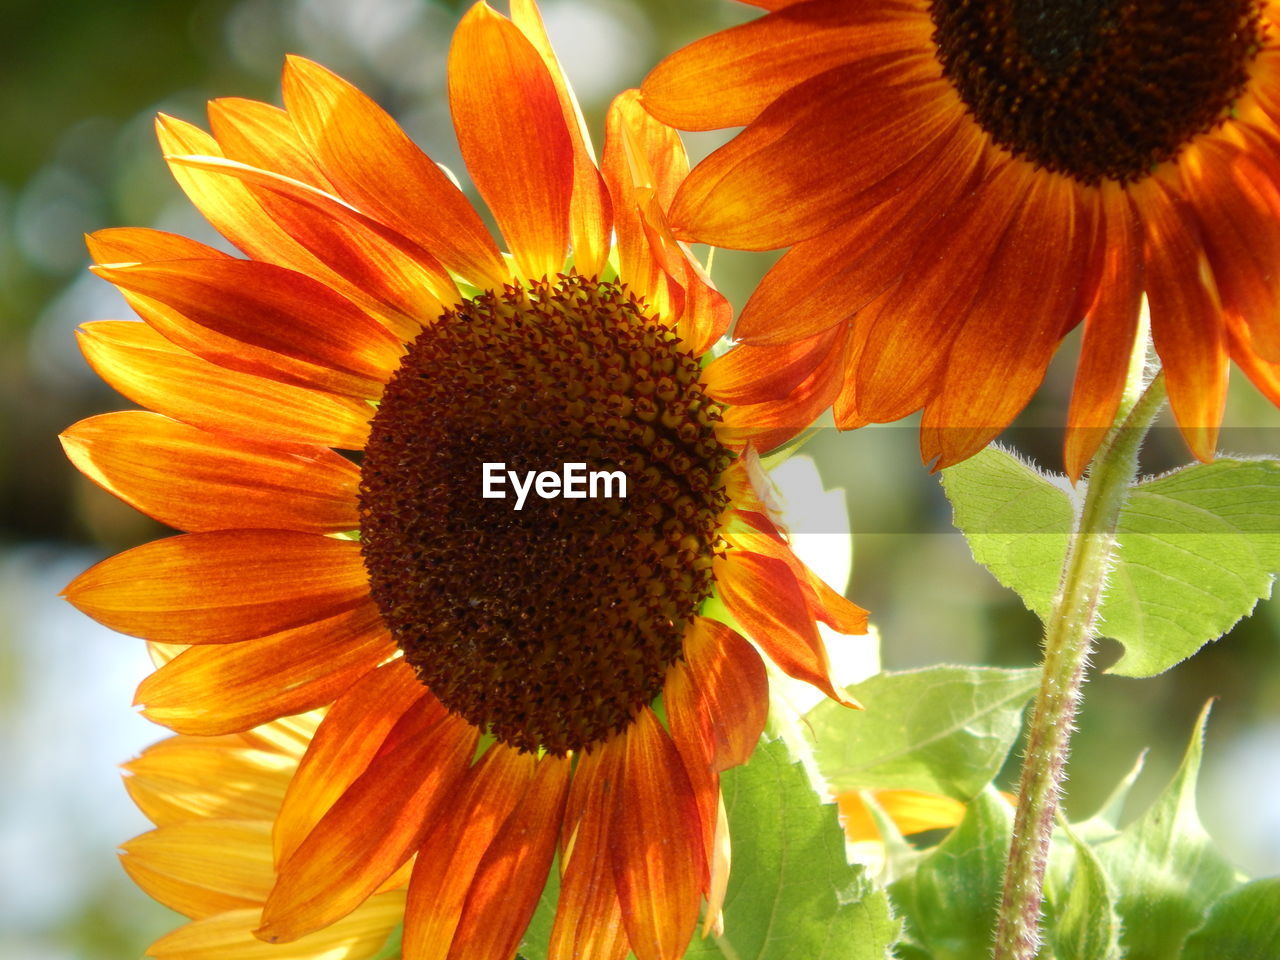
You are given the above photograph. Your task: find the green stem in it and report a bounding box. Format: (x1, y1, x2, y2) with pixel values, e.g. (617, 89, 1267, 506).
(991, 371, 1168, 960)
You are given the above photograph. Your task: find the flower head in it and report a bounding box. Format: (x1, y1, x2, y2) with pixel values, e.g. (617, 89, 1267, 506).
(62, 3, 867, 957)
(644, 0, 1280, 476)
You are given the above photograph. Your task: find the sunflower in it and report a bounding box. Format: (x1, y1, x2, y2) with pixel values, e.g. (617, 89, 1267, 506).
(61, 2, 867, 958)
(643, 0, 1280, 477)
(121, 708, 406, 960)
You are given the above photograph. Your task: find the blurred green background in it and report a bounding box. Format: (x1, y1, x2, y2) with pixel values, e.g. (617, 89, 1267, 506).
(2, 0, 1278, 957)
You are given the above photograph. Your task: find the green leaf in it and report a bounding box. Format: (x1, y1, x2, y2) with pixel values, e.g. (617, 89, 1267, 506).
(808, 666, 1039, 801)
(686, 739, 900, 960)
(940, 446, 1075, 620)
(1047, 822, 1122, 960)
(1094, 704, 1238, 960)
(943, 451, 1280, 678)
(890, 788, 1014, 960)
(1102, 458, 1280, 676)
(1180, 878, 1280, 960)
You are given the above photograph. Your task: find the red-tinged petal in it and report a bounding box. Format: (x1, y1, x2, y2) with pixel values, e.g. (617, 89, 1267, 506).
(715, 550, 856, 706)
(448, 2, 573, 282)
(724, 527, 868, 637)
(550, 744, 631, 960)
(668, 62, 952, 250)
(208, 97, 333, 189)
(680, 618, 770, 772)
(167, 154, 458, 341)
(122, 820, 274, 919)
(273, 660, 426, 866)
(664, 659, 718, 897)
(920, 170, 1093, 469)
(136, 602, 393, 736)
(447, 754, 571, 960)
(155, 114, 353, 290)
(598, 91, 731, 352)
(642, 0, 930, 130)
(259, 708, 478, 943)
(1182, 138, 1280, 362)
(611, 707, 703, 960)
(147, 894, 405, 960)
(704, 326, 841, 406)
(1139, 177, 1228, 462)
(1065, 183, 1144, 481)
(509, 0, 612, 277)
(60, 411, 360, 534)
(734, 118, 987, 344)
(281, 56, 507, 289)
(64, 530, 369, 644)
(718, 326, 848, 453)
(123, 735, 295, 827)
(852, 162, 1036, 424)
(93, 258, 402, 399)
(75, 321, 372, 450)
(402, 745, 536, 960)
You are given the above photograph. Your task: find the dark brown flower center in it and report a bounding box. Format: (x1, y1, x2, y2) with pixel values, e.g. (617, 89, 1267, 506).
(929, 0, 1262, 183)
(359, 275, 732, 755)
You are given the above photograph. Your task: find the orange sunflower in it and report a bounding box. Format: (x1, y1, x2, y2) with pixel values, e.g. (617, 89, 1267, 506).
(121, 709, 406, 960)
(61, 3, 867, 958)
(643, 0, 1280, 477)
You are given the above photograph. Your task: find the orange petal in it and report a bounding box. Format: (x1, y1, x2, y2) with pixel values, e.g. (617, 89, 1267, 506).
(402, 745, 536, 960)
(147, 893, 405, 960)
(448, 2, 573, 282)
(448, 753, 572, 960)
(549, 744, 631, 960)
(668, 64, 952, 250)
(135, 602, 393, 736)
(509, 0, 612, 278)
(733, 117, 986, 345)
(273, 659, 426, 866)
(610, 707, 702, 960)
(920, 169, 1093, 468)
(642, 0, 931, 130)
(208, 97, 333, 189)
(75, 321, 371, 450)
(64, 530, 369, 644)
(1138, 177, 1228, 462)
(281, 56, 507, 289)
(718, 325, 848, 453)
(123, 735, 295, 827)
(704, 327, 842, 406)
(258, 708, 477, 943)
(1064, 183, 1144, 481)
(1183, 137, 1280, 362)
(92, 258, 402, 399)
(87, 226, 232, 264)
(602, 89, 731, 353)
(166, 154, 457, 341)
(155, 113, 352, 290)
(61, 411, 360, 534)
(676, 617, 769, 773)
(122, 821, 273, 919)
(715, 550, 855, 706)
(836, 788, 967, 842)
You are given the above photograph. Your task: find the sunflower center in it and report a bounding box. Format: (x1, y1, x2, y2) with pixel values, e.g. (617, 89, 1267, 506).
(359, 275, 732, 755)
(929, 0, 1262, 183)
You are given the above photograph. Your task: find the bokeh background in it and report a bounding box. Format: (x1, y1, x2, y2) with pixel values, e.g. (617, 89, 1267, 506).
(3, 0, 1278, 957)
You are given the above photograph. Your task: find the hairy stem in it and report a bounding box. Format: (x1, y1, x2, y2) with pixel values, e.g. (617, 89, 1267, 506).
(991, 372, 1168, 960)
